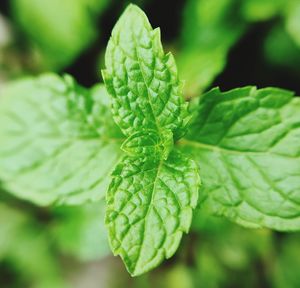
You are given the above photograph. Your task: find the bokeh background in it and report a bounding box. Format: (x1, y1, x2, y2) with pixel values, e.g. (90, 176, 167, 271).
(1, 0, 300, 287)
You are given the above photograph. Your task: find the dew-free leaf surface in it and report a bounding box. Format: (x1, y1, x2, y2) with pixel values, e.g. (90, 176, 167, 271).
(102, 4, 188, 139)
(106, 150, 200, 276)
(180, 87, 300, 230)
(0, 74, 123, 205)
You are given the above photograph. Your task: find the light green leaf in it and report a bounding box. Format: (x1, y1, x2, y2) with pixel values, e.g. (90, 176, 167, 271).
(177, 0, 245, 97)
(241, 0, 284, 21)
(121, 129, 173, 160)
(285, 0, 300, 48)
(11, 0, 109, 70)
(180, 87, 300, 231)
(105, 150, 200, 276)
(0, 74, 123, 205)
(102, 4, 188, 139)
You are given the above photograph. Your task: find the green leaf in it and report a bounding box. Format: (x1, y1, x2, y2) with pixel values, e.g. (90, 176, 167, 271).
(0, 203, 66, 288)
(177, 0, 245, 97)
(241, 0, 284, 21)
(102, 4, 188, 139)
(264, 25, 300, 72)
(180, 87, 300, 231)
(0, 74, 123, 205)
(285, 0, 300, 48)
(102, 5, 201, 276)
(11, 0, 109, 70)
(192, 212, 272, 288)
(105, 150, 200, 276)
(121, 129, 173, 160)
(272, 234, 300, 288)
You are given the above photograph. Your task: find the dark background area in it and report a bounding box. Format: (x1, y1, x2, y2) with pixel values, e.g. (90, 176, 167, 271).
(1, 0, 299, 94)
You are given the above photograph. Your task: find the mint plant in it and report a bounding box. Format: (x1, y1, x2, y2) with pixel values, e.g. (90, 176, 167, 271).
(0, 4, 300, 277)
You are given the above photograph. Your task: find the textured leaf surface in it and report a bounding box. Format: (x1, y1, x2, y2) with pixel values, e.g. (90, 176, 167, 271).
(0, 74, 123, 205)
(121, 129, 173, 159)
(105, 150, 200, 276)
(102, 4, 188, 139)
(180, 87, 300, 231)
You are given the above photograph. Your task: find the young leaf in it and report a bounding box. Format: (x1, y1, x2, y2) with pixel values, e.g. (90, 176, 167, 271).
(121, 129, 173, 159)
(180, 87, 300, 231)
(102, 4, 201, 275)
(0, 74, 124, 205)
(105, 150, 200, 276)
(102, 4, 188, 139)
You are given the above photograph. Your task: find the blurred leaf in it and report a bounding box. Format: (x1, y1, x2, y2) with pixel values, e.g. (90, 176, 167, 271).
(164, 265, 194, 288)
(285, 0, 300, 48)
(241, 0, 284, 21)
(0, 74, 123, 205)
(177, 0, 245, 97)
(194, 244, 227, 288)
(10, 0, 109, 70)
(50, 201, 110, 261)
(264, 25, 300, 71)
(272, 234, 300, 288)
(192, 212, 272, 288)
(0, 203, 66, 288)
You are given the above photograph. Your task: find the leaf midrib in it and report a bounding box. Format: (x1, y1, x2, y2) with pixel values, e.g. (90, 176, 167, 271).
(132, 157, 163, 275)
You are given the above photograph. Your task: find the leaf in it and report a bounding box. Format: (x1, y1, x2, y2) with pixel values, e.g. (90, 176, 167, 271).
(11, 0, 109, 70)
(180, 87, 300, 231)
(50, 200, 110, 261)
(192, 213, 272, 288)
(263, 25, 300, 72)
(0, 74, 124, 205)
(105, 150, 200, 276)
(272, 233, 300, 288)
(241, 0, 284, 21)
(102, 5, 201, 276)
(0, 203, 66, 288)
(102, 4, 188, 139)
(121, 129, 173, 159)
(177, 0, 245, 97)
(285, 0, 300, 48)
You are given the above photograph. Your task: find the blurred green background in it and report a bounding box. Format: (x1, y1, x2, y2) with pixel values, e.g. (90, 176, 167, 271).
(1, 0, 300, 287)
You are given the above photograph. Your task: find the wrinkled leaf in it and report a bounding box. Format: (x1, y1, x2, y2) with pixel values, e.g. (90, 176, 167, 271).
(0, 74, 123, 205)
(180, 86, 300, 231)
(106, 150, 200, 276)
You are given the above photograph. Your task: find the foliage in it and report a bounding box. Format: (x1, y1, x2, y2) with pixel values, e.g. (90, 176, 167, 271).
(11, 0, 109, 70)
(0, 0, 300, 286)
